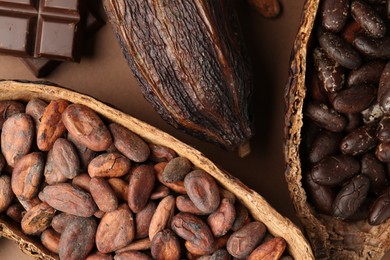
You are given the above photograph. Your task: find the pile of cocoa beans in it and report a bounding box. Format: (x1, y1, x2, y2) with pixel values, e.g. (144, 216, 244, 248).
(0, 99, 289, 259)
(303, 0, 390, 224)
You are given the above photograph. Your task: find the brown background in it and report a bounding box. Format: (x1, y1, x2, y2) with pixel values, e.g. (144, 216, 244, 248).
(0, 0, 389, 259)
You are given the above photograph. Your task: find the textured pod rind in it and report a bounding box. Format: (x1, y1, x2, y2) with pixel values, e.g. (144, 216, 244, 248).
(102, 0, 254, 151)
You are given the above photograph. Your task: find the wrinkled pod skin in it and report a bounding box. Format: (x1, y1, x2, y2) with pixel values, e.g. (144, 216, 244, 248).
(103, 0, 254, 151)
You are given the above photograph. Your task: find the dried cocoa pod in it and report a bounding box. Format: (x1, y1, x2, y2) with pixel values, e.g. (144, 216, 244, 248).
(184, 169, 220, 214)
(109, 123, 150, 162)
(226, 221, 266, 259)
(6, 203, 25, 223)
(96, 204, 135, 253)
(155, 162, 187, 194)
(0, 175, 14, 213)
(62, 103, 112, 151)
(52, 138, 80, 179)
(128, 164, 155, 213)
(149, 195, 176, 240)
(135, 201, 157, 239)
(1, 113, 34, 167)
(40, 228, 60, 254)
(207, 198, 236, 237)
(37, 99, 69, 151)
(103, 0, 254, 152)
(148, 144, 177, 162)
(21, 202, 56, 235)
(171, 212, 215, 254)
(88, 153, 131, 178)
(25, 98, 47, 130)
(40, 183, 98, 217)
(44, 149, 67, 185)
(11, 152, 44, 199)
(162, 156, 192, 183)
(114, 251, 152, 260)
(320, 0, 349, 32)
(90, 177, 119, 212)
(58, 216, 97, 260)
(248, 237, 287, 260)
(0, 100, 25, 129)
(151, 229, 181, 260)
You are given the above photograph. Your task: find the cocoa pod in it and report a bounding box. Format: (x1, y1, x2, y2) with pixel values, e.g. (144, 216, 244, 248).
(90, 177, 118, 212)
(151, 229, 181, 260)
(0, 175, 14, 212)
(96, 204, 135, 253)
(58, 216, 97, 260)
(109, 123, 150, 162)
(226, 221, 266, 258)
(40, 183, 98, 217)
(37, 99, 69, 151)
(184, 170, 220, 214)
(11, 152, 44, 199)
(62, 103, 112, 151)
(25, 98, 47, 130)
(52, 138, 80, 179)
(149, 195, 175, 240)
(128, 164, 155, 213)
(88, 153, 131, 178)
(40, 228, 60, 254)
(171, 212, 215, 254)
(21, 202, 56, 235)
(1, 113, 34, 167)
(0, 100, 25, 129)
(102, 0, 254, 151)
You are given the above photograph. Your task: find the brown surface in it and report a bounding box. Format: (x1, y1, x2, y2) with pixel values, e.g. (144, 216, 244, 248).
(0, 0, 386, 259)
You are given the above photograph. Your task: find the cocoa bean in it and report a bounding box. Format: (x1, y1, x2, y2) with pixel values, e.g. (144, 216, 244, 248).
(176, 195, 207, 215)
(40, 228, 60, 254)
(339, 122, 377, 156)
(162, 156, 192, 183)
(151, 229, 181, 260)
(320, 0, 349, 32)
(207, 198, 236, 237)
(308, 130, 341, 164)
(115, 238, 151, 253)
(71, 173, 91, 192)
(155, 162, 187, 194)
(0, 175, 14, 212)
(247, 237, 287, 260)
(6, 203, 25, 223)
(44, 149, 67, 185)
(128, 164, 155, 213)
(305, 173, 336, 215)
(90, 177, 118, 212)
(0, 100, 25, 129)
(51, 213, 79, 233)
(304, 102, 347, 132)
(107, 177, 128, 201)
(150, 184, 170, 200)
(114, 251, 152, 260)
(21, 202, 56, 235)
(86, 251, 113, 260)
(148, 143, 177, 162)
(361, 153, 388, 195)
(52, 138, 80, 179)
(88, 153, 131, 178)
(25, 99, 47, 130)
(149, 195, 175, 240)
(351, 0, 386, 38)
(347, 60, 385, 87)
(135, 201, 157, 239)
(369, 188, 390, 225)
(210, 249, 231, 260)
(67, 133, 97, 171)
(231, 203, 250, 231)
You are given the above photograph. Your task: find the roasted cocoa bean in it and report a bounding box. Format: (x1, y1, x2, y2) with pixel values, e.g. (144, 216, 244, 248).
(90, 177, 118, 212)
(107, 177, 128, 201)
(96, 204, 135, 253)
(347, 60, 385, 87)
(148, 143, 177, 162)
(44, 149, 67, 185)
(21, 202, 56, 235)
(1, 113, 34, 167)
(25, 98, 47, 130)
(320, 0, 349, 32)
(319, 31, 362, 70)
(171, 212, 215, 254)
(353, 36, 390, 59)
(310, 154, 360, 186)
(155, 162, 187, 194)
(369, 188, 390, 225)
(308, 130, 341, 164)
(114, 251, 152, 260)
(378, 61, 390, 113)
(305, 172, 337, 215)
(0, 175, 14, 213)
(362, 102, 383, 124)
(162, 156, 192, 183)
(40, 183, 97, 217)
(128, 164, 155, 213)
(88, 153, 131, 178)
(149, 195, 176, 240)
(37, 99, 69, 151)
(71, 173, 91, 192)
(307, 72, 329, 103)
(332, 175, 370, 219)
(58, 216, 97, 260)
(40, 228, 60, 254)
(247, 237, 287, 260)
(341, 20, 363, 44)
(207, 198, 236, 237)
(151, 229, 181, 260)
(11, 152, 44, 199)
(184, 170, 220, 214)
(351, 0, 386, 38)
(52, 138, 80, 179)
(62, 104, 112, 151)
(361, 153, 388, 194)
(135, 201, 157, 239)
(6, 203, 25, 223)
(176, 195, 207, 215)
(219, 188, 236, 204)
(345, 113, 362, 133)
(226, 221, 266, 259)
(313, 47, 345, 93)
(0, 100, 25, 129)
(339, 122, 377, 156)
(376, 142, 390, 162)
(150, 185, 170, 200)
(332, 85, 376, 114)
(109, 123, 150, 162)
(304, 102, 347, 132)
(378, 116, 390, 142)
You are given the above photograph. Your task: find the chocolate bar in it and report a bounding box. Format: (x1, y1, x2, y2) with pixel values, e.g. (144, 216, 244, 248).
(0, 0, 85, 61)
(20, 4, 104, 78)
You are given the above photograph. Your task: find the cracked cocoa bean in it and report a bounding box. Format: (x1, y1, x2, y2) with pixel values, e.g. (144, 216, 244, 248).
(21, 202, 55, 235)
(88, 153, 131, 178)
